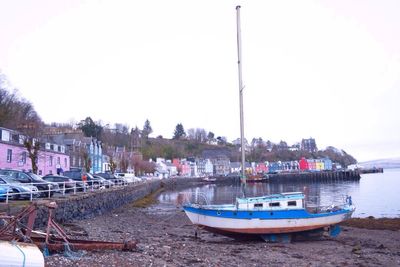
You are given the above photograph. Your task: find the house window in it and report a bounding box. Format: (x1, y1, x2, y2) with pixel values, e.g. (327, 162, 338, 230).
(11, 134, 19, 143)
(21, 152, 27, 164)
(288, 201, 297, 206)
(57, 157, 60, 165)
(6, 149, 12, 163)
(49, 156, 53, 166)
(64, 158, 67, 168)
(269, 202, 280, 207)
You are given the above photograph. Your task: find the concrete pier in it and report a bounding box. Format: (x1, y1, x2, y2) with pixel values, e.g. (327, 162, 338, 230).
(267, 170, 361, 182)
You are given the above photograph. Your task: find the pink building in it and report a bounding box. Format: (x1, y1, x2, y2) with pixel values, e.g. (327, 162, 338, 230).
(172, 158, 191, 176)
(0, 127, 70, 175)
(306, 159, 316, 171)
(180, 161, 191, 177)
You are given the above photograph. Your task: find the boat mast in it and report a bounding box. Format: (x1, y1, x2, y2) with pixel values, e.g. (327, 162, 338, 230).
(236, 5, 246, 183)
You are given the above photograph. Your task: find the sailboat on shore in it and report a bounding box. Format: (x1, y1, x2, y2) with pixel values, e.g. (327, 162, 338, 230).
(182, 6, 355, 241)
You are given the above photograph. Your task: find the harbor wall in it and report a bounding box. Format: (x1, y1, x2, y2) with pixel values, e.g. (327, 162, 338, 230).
(267, 170, 361, 182)
(212, 170, 361, 183)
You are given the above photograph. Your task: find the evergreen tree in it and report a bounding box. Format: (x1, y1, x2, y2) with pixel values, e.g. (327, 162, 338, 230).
(78, 117, 103, 139)
(207, 131, 215, 141)
(142, 119, 153, 138)
(173, 123, 186, 139)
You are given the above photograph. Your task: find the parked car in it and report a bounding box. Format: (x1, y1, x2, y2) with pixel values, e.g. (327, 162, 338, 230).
(42, 175, 79, 193)
(0, 185, 12, 201)
(0, 170, 59, 197)
(0, 175, 39, 200)
(92, 174, 114, 188)
(62, 170, 89, 191)
(114, 173, 141, 184)
(96, 172, 117, 180)
(85, 173, 103, 188)
(63, 170, 85, 180)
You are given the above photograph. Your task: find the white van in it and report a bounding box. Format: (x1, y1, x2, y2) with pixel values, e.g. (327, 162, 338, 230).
(114, 173, 141, 184)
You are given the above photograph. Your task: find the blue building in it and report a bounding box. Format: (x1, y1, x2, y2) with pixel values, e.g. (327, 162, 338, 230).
(268, 162, 283, 173)
(88, 138, 102, 173)
(322, 158, 333, 171)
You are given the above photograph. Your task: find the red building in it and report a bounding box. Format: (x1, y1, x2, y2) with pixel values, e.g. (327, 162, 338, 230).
(255, 163, 268, 173)
(299, 157, 309, 171)
(172, 158, 180, 168)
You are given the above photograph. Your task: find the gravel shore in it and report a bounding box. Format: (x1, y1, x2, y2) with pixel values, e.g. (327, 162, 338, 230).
(45, 201, 400, 267)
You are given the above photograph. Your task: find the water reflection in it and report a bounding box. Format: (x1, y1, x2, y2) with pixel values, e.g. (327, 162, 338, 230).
(158, 169, 400, 218)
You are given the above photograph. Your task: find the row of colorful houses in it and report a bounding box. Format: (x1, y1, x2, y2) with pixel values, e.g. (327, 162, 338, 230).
(252, 158, 334, 174)
(153, 156, 337, 178)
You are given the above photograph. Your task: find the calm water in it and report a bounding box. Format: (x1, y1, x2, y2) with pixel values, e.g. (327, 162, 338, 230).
(158, 168, 400, 218)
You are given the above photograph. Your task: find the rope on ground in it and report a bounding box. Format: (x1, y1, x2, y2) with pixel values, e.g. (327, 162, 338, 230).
(63, 243, 85, 260)
(11, 240, 26, 267)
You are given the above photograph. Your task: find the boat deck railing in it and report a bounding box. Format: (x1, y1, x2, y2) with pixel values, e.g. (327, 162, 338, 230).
(305, 195, 353, 213)
(181, 191, 210, 206)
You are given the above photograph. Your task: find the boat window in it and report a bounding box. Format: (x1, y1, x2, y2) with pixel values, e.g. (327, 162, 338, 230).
(254, 203, 263, 208)
(288, 201, 297, 206)
(269, 202, 280, 207)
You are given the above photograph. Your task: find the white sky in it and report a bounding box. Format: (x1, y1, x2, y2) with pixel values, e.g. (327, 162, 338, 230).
(0, 0, 399, 162)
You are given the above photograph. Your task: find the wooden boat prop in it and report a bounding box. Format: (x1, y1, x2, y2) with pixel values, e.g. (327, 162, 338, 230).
(183, 192, 355, 239)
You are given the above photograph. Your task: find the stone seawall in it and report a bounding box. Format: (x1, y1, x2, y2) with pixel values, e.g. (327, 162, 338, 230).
(32, 178, 200, 227)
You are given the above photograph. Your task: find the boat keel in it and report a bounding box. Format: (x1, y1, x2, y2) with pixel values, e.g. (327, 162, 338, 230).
(260, 233, 292, 243)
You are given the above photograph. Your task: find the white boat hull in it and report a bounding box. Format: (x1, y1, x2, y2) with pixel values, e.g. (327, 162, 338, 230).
(184, 209, 353, 235)
(0, 241, 44, 267)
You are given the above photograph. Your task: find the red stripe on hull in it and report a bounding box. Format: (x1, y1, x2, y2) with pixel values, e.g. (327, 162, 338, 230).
(197, 224, 330, 235)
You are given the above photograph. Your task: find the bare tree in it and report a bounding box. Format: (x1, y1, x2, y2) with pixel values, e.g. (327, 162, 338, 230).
(187, 128, 208, 143)
(119, 153, 129, 173)
(24, 137, 40, 174)
(82, 151, 92, 173)
(108, 156, 117, 174)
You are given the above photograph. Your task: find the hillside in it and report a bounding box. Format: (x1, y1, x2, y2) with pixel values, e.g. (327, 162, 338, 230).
(141, 137, 239, 160)
(358, 158, 400, 169)
(141, 138, 357, 167)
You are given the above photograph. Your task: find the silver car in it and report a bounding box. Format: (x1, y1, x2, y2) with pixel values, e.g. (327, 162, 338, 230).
(0, 175, 39, 200)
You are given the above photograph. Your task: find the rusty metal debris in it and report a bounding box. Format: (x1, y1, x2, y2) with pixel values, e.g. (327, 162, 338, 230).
(0, 201, 136, 253)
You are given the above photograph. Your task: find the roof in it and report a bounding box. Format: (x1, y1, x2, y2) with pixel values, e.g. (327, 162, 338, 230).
(202, 149, 231, 159)
(236, 192, 304, 204)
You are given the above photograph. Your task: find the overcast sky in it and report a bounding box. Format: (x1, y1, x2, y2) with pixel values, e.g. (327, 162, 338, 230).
(0, 0, 399, 162)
